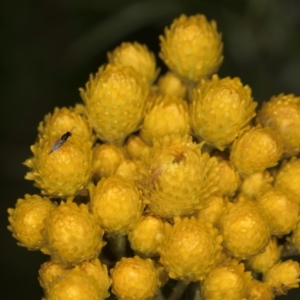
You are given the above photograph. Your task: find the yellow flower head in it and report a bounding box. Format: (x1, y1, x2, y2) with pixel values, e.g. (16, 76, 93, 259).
(7, 194, 56, 250)
(256, 187, 299, 236)
(248, 279, 275, 300)
(24, 132, 92, 197)
(159, 216, 223, 283)
(92, 142, 126, 181)
(128, 214, 170, 258)
(263, 260, 300, 295)
(46, 266, 101, 300)
(230, 125, 283, 176)
(38, 261, 69, 293)
(239, 171, 273, 199)
(142, 134, 219, 219)
(79, 64, 149, 145)
(91, 175, 144, 235)
(110, 256, 159, 300)
(108, 42, 159, 85)
(41, 201, 104, 266)
(200, 260, 252, 300)
(140, 95, 190, 145)
(190, 75, 257, 150)
(274, 157, 300, 204)
(245, 237, 282, 274)
(220, 197, 271, 259)
(38, 105, 95, 143)
(157, 71, 187, 98)
(160, 14, 223, 82)
(256, 93, 300, 157)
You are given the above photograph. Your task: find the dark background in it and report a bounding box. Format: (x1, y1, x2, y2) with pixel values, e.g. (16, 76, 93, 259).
(1, 0, 300, 299)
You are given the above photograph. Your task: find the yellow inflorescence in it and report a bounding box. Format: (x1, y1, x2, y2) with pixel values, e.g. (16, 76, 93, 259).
(7, 12, 300, 300)
(190, 75, 257, 150)
(160, 14, 223, 82)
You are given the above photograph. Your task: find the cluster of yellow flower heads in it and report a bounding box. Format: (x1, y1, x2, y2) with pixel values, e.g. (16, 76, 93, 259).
(7, 13, 300, 300)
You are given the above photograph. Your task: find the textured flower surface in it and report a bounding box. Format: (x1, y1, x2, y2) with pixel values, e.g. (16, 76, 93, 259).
(8, 11, 300, 300)
(190, 75, 257, 150)
(160, 14, 223, 82)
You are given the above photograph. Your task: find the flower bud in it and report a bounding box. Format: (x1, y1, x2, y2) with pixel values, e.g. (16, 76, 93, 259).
(256, 93, 300, 157)
(41, 201, 104, 266)
(142, 135, 219, 218)
(110, 256, 159, 300)
(219, 197, 270, 259)
(108, 42, 158, 85)
(7, 194, 56, 250)
(239, 171, 273, 199)
(245, 237, 282, 274)
(190, 75, 257, 150)
(24, 133, 92, 197)
(200, 260, 252, 299)
(274, 157, 300, 204)
(159, 217, 223, 282)
(46, 266, 100, 300)
(160, 14, 223, 82)
(80, 64, 149, 145)
(248, 279, 275, 300)
(38, 106, 94, 143)
(140, 95, 190, 145)
(256, 188, 299, 236)
(263, 260, 300, 295)
(157, 71, 187, 98)
(92, 143, 125, 181)
(128, 215, 170, 258)
(230, 126, 283, 176)
(91, 175, 143, 235)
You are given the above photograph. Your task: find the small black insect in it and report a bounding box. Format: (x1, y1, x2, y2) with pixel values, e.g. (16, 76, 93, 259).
(49, 127, 76, 154)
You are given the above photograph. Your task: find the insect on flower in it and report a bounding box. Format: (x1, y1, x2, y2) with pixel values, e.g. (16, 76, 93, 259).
(49, 127, 76, 154)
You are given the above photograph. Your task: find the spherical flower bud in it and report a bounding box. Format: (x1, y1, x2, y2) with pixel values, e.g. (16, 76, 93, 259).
(159, 217, 223, 283)
(80, 258, 111, 299)
(125, 134, 150, 160)
(115, 159, 140, 181)
(128, 215, 171, 258)
(248, 279, 274, 300)
(38, 261, 69, 293)
(289, 221, 300, 253)
(245, 237, 282, 274)
(41, 201, 104, 266)
(79, 64, 149, 145)
(107, 42, 158, 85)
(200, 260, 252, 300)
(38, 106, 95, 143)
(195, 195, 227, 228)
(140, 95, 190, 145)
(142, 134, 219, 218)
(46, 266, 100, 300)
(91, 175, 143, 235)
(190, 75, 257, 150)
(214, 152, 240, 196)
(239, 171, 273, 199)
(92, 143, 125, 181)
(219, 197, 270, 259)
(256, 93, 300, 157)
(263, 260, 300, 295)
(274, 157, 300, 204)
(230, 126, 283, 176)
(24, 133, 92, 197)
(159, 14, 223, 82)
(7, 194, 56, 250)
(256, 188, 299, 236)
(157, 71, 187, 98)
(110, 256, 159, 300)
